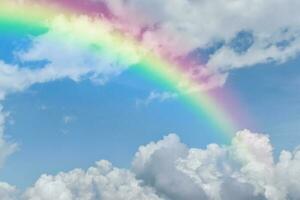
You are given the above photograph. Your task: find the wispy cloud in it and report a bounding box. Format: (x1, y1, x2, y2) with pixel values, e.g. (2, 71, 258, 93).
(0, 107, 18, 168)
(62, 115, 76, 124)
(136, 91, 177, 107)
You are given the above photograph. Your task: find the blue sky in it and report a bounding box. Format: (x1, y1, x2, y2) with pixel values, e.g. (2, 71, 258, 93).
(1, 54, 300, 189)
(1, 1, 300, 199)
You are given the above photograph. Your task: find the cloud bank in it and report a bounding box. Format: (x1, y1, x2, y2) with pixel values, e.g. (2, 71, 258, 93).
(0, 130, 298, 200)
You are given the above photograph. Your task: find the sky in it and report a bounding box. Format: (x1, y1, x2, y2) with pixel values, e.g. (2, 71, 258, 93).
(0, 0, 300, 200)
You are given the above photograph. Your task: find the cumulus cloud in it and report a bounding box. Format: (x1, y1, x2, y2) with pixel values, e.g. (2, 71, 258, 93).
(132, 134, 208, 200)
(24, 160, 162, 200)
(132, 130, 300, 200)
(0, 130, 294, 200)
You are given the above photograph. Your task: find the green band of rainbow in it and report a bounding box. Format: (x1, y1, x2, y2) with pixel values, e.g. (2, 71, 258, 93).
(0, 1, 239, 141)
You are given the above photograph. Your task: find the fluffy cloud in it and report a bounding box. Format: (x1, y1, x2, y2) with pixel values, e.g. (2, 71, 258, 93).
(0, 182, 18, 200)
(100, 0, 300, 71)
(132, 134, 208, 200)
(133, 130, 300, 200)
(0, 130, 293, 200)
(24, 160, 162, 200)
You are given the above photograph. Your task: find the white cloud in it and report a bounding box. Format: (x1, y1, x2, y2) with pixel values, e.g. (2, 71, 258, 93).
(0, 182, 18, 200)
(0, 106, 18, 167)
(0, 130, 293, 200)
(0, 107, 18, 200)
(24, 160, 163, 200)
(17, 14, 142, 84)
(100, 0, 300, 74)
(132, 134, 208, 200)
(136, 91, 177, 107)
(0, 14, 143, 100)
(1, 0, 298, 97)
(0, 0, 298, 103)
(132, 130, 300, 200)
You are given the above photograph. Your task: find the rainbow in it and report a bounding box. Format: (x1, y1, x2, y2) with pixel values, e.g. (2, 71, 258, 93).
(0, 0, 243, 141)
